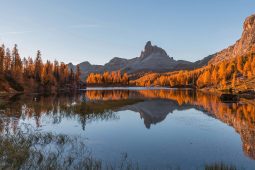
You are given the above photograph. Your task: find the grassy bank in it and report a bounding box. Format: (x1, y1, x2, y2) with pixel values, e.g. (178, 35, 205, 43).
(0, 130, 139, 170)
(0, 129, 239, 170)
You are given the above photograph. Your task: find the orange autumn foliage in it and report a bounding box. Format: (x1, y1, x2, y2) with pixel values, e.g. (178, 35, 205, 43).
(86, 70, 129, 86)
(134, 51, 255, 89)
(0, 44, 81, 92)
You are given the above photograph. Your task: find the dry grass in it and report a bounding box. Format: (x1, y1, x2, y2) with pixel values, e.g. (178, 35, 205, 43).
(0, 129, 140, 170)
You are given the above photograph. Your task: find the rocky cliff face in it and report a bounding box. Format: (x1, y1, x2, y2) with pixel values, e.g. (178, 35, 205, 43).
(209, 14, 255, 64)
(139, 41, 171, 61)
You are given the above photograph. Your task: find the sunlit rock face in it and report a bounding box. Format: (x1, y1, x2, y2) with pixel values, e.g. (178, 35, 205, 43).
(241, 14, 255, 52)
(210, 14, 255, 64)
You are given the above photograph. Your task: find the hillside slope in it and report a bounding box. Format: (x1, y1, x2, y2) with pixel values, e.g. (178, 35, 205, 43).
(209, 14, 255, 64)
(134, 14, 255, 93)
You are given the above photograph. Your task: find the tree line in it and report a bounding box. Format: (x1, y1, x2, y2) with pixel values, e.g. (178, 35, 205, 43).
(86, 71, 129, 86)
(135, 51, 255, 90)
(0, 44, 81, 92)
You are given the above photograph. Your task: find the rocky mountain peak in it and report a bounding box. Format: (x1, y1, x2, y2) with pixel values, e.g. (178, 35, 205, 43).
(243, 14, 255, 31)
(239, 14, 255, 52)
(209, 14, 255, 64)
(140, 41, 170, 60)
(144, 41, 152, 50)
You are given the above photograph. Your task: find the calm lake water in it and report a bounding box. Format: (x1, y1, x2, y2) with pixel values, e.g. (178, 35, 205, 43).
(1, 88, 255, 169)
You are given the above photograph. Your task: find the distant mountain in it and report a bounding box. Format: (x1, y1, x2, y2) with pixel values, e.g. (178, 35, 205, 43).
(121, 41, 193, 73)
(103, 57, 128, 72)
(69, 41, 213, 78)
(68, 61, 103, 78)
(209, 14, 255, 64)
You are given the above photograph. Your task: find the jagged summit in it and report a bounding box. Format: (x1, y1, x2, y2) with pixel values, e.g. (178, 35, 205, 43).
(243, 14, 255, 31)
(140, 41, 172, 61)
(145, 41, 152, 49)
(120, 41, 179, 73)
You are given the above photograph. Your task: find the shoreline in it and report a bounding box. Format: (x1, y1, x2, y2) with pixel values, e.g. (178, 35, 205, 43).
(1, 86, 255, 100)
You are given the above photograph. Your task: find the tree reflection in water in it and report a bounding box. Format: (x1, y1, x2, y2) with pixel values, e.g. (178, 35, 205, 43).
(0, 89, 255, 160)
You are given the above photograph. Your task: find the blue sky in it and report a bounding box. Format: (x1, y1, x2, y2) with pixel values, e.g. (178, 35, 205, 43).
(0, 0, 254, 65)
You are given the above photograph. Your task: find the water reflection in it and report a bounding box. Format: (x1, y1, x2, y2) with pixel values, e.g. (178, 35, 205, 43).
(0, 89, 255, 160)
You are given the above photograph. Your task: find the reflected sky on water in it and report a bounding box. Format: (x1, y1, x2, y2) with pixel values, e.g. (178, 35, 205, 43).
(0, 89, 255, 169)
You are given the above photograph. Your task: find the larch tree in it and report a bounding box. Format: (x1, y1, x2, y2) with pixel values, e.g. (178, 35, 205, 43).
(69, 68, 74, 84)
(232, 72, 237, 88)
(42, 60, 54, 86)
(251, 57, 255, 75)
(23, 57, 29, 78)
(34, 50, 43, 82)
(4, 48, 11, 73)
(12, 44, 23, 81)
(27, 57, 34, 79)
(102, 71, 110, 84)
(243, 58, 252, 78)
(0, 45, 5, 74)
(211, 67, 218, 86)
(122, 73, 129, 85)
(203, 70, 211, 86)
(219, 61, 227, 88)
(237, 56, 244, 74)
(75, 65, 81, 85)
(53, 60, 60, 82)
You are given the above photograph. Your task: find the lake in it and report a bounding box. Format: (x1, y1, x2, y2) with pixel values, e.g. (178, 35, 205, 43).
(0, 88, 255, 169)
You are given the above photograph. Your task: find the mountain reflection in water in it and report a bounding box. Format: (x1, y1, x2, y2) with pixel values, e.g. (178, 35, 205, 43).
(0, 89, 255, 160)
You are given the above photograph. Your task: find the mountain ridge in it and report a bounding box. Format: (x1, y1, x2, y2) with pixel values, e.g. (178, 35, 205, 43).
(69, 41, 213, 78)
(132, 14, 255, 92)
(209, 14, 255, 64)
